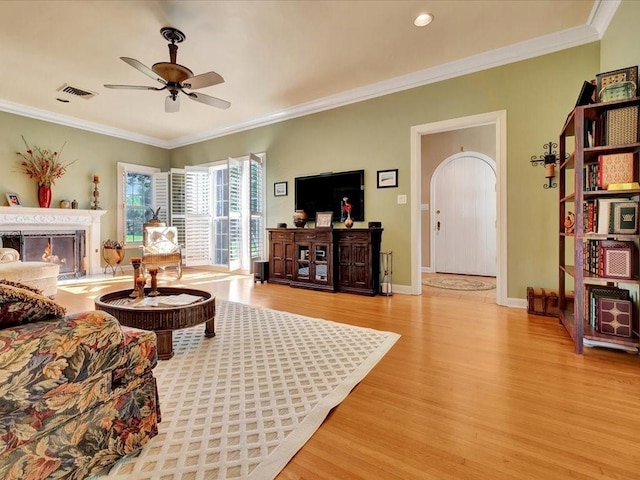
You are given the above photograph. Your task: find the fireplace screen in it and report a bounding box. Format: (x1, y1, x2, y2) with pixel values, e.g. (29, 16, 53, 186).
(2, 231, 86, 279)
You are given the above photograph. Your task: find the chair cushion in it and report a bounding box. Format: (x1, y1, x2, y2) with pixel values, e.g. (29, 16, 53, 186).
(0, 284, 66, 328)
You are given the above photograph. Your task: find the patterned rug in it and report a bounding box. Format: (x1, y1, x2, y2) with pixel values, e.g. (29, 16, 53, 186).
(422, 276, 496, 291)
(98, 300, 400, 480)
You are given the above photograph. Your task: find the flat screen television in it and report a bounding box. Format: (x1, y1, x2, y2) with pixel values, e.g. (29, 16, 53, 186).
(294, 170, 365, 221)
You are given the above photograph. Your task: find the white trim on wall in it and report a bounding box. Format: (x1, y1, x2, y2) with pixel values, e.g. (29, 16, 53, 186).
(410, 110, 507, 305)
(0, 5, 617, 150)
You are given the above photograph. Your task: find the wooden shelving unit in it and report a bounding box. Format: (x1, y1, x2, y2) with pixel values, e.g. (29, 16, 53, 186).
(559, 96, 640, 354)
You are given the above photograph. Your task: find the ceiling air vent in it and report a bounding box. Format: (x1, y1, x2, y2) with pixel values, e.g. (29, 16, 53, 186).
(56, 83, 98, 100)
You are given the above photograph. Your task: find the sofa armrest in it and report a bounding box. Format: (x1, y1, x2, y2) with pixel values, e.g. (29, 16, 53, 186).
(0, 310, 125, 415)
(0, 248, 19, 263)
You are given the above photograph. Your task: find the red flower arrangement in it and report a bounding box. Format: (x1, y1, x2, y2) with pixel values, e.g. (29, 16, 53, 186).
(342, 196, 352, 214)
(16, 136, 76, 185)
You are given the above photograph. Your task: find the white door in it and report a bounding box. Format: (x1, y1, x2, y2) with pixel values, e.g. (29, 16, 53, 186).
(432, 152, 496, 276)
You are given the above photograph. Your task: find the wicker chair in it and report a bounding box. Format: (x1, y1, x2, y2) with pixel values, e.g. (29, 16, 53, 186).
(140, 226, 182, 279)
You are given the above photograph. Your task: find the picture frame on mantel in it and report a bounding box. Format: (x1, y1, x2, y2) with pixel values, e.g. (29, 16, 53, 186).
(274, 181, 288, 197)
(377, 169, 398, 188)
(5, 193, 22, 207)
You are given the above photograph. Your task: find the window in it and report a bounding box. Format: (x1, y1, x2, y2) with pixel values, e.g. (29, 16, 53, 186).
(117, 162, 161, 245)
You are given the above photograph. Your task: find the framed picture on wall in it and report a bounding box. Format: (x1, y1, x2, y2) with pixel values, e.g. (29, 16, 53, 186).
(274, 181, 288, 197)
(5, 193, 22, 207)
(377, 169, 398, 188)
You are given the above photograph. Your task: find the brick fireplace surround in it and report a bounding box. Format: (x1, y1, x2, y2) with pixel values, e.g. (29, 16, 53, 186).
(0, 206, 106, 275)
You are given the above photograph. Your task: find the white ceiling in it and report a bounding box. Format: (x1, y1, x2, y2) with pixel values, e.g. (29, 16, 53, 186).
(0, 1, 614, 149)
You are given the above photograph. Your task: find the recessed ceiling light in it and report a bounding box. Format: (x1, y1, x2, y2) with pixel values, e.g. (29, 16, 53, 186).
(414, 13, 434, 27)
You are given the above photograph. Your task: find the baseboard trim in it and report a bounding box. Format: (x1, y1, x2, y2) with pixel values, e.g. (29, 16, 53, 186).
(507, 297, 527, 309)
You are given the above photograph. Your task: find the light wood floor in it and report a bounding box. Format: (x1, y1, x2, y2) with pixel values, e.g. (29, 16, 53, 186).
(56, 268, 640, 480)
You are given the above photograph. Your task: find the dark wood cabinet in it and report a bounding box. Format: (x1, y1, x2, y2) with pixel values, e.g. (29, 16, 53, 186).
(268, 229, 295, 284)
(267, 227, 383, 295)
(291, 230, 334, 291)
(335, 229, 383, 295)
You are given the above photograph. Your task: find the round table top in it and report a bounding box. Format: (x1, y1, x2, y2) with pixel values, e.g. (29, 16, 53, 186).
(94, 287, 215, 333)
(95, 287, 212, 311)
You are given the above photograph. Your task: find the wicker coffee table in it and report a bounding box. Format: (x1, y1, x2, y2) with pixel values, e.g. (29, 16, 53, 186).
(95, 287, 215, 360)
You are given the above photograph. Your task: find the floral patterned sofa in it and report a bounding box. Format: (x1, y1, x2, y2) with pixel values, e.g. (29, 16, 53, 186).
(0, 281, 161, 479)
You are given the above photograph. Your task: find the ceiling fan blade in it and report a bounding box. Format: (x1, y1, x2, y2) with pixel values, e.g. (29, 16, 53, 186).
(186, 91, 231, 110)
(165, 95, 180, 113)
(104, 84, 164, 91)
(120, 57, 167, 85)
(182, 71, 225, 90)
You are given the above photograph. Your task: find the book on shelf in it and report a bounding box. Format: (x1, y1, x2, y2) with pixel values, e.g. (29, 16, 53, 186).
(584, 198, 638, 234)
(597, 152, 635, 189)
(597, 297, 633, 337)
(605, 106, 639, 146)
(583, 239, 635, 278)
(601, 240, 634, 279)
(583, 284, 630, 329)
(612, 201, 639, 234)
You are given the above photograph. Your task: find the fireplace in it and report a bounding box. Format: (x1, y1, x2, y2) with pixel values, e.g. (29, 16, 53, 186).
(1, 231, 86, 280)
(0, 206, 106, 275)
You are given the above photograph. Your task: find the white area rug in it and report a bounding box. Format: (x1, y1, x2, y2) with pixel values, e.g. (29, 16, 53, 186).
(99, 300, 400, 480)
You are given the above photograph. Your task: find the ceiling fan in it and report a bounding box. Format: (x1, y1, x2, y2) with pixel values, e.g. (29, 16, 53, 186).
(104, 27, 230, 113)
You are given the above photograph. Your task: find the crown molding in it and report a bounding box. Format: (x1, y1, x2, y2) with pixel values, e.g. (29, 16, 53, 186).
(588, 0, 621, 36)
(0, 99, 171, 148)
(0, 2, 620, 150)
(169, 24, 601, 148)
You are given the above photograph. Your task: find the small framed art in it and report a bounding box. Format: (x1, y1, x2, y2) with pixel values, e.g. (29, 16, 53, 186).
(596, 66, 638, 102)
(315, 211, 333, 228)
(5, 193, 21, 207)
(377, 169, 398, 188)
(274, 181, 288, 197)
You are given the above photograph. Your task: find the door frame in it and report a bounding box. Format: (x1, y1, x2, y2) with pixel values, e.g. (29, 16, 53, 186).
(430, 151, 496, 276)
(410, 110, 507, 305)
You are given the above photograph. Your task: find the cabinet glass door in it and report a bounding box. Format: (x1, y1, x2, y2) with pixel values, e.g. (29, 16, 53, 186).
(314, 245, 329, 281)
(297, 244, 310, 279)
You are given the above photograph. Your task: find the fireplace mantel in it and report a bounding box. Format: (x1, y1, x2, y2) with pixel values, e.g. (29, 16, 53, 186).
(0, 206, 107, 275)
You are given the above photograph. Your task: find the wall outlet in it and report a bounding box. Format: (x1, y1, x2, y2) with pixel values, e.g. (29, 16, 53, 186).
(397, 194, 407, 204)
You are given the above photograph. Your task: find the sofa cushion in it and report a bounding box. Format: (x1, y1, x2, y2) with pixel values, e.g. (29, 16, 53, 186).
(0, 284, 66, 328)
(0, 279, 43, 295)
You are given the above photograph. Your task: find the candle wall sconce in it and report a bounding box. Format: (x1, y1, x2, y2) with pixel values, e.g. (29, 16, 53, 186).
(530, 141, 564, 189)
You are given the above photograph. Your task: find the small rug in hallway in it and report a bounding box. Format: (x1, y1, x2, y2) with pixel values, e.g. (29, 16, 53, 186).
(423, 276, 495, 291)
(99, 300, 400, 480)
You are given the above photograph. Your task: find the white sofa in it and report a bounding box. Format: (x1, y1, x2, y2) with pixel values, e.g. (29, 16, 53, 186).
(0, 248, 59, 297)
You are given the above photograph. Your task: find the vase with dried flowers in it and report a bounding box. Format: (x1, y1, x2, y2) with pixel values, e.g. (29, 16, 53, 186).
(16, 136, 76, 208)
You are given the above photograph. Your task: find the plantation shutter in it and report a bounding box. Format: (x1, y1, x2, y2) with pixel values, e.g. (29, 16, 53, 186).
(184, 166, 211, 266)
(228, 157, 242, 271)
(170, 168, 186, 247)
(152, 172, 169, 224)
(249, 153, 265, 262)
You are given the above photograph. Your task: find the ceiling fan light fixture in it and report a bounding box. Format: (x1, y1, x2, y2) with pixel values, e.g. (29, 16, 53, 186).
(165, 94, 180, 113)
(414, 12, 434, 27)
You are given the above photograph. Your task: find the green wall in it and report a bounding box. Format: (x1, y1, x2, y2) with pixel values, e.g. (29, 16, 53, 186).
(170, 43, 601, 297)
(600, 0, 640, 72)
(0, 114, 169, 248)
(6, 1, 639, 299)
